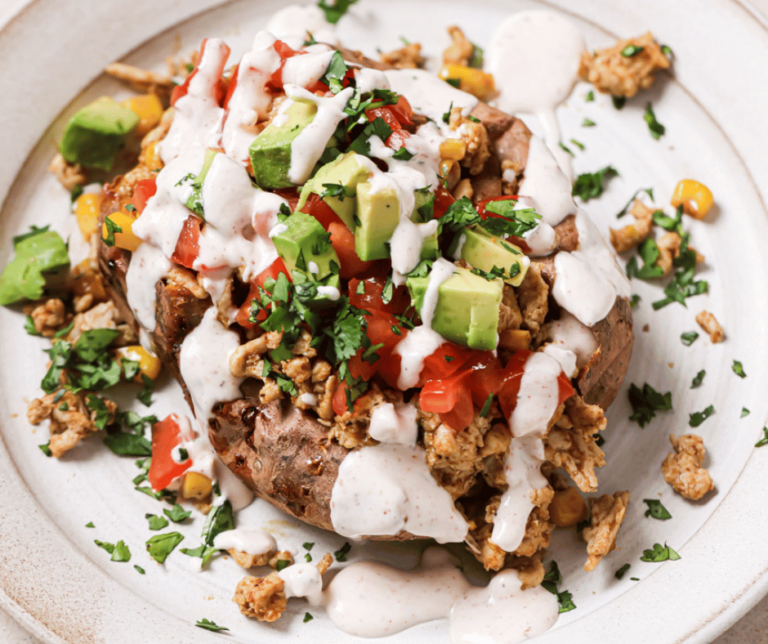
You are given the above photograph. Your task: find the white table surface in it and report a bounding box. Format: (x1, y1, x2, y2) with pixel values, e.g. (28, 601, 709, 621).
(1, 1, 767, 642)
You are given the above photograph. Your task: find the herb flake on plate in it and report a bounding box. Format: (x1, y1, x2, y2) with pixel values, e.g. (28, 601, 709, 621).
(640, 543, 681, 562)
(643, 499, 672, 520)
(689, 405, 715, 428)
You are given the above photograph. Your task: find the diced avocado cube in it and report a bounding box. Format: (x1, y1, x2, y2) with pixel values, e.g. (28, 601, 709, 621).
(297, 152, 373, 229)
(0, 230, 70, 305)
(354, 183, 439, 262)
(457, 226, 529, 286)
(272, 211, 340, 283)
(354, 182, 400, 261)
(249, 101, 317, 189)
(407, 266, 502, 351)
(60, 96, 140, 171)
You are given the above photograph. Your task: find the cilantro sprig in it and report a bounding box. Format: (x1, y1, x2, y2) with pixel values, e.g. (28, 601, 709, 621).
(573, 166, 618, 201)
(541, 561, 576, 613)
(627, 382, 672, 428)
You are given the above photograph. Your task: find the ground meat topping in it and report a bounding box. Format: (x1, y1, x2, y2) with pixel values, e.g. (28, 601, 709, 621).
(48, 153, 88, 192)
(662, 433, 714, 500)
(233, 572, 287, 622)
(379, 42, 425, 69)
(695, 310, 724, 343)
(578, 32, 671, 98)
(609, 199, 653, 253)
(582, 491, 629, 571)
(442, 26, 475, 66)
(448, 107, 491, 176)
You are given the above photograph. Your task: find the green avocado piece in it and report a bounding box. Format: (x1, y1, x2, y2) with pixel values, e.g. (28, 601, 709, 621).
(0, 229, 70, 305)
(272, 211, 340, 285)
(407, 265, 502, 351)
(455, 226, 529, 286)
(249, 101, 317, 189)
(297, 152, 373, 229)
(353, 184, 439, 262)
(60, 96, 140, 171)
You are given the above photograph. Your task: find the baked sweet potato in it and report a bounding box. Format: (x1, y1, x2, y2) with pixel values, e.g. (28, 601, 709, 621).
(96, 50, 633, 541)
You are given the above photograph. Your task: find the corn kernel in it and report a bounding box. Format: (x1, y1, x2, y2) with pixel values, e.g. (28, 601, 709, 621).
(439, 64, 496, 101)
(114, 345, 162, 382)
(549, 487, 588, 528)
(440, 138, 467, 161)
(181, 472, 213, 500)
(72, 259, 108, 301)
(142, 141, 163, 171)
(122, 94, 164, 136)
(74, 193, 103, 241)
(670, 179, 714, 220)
(499, 329, 531, 351)
(103, 211, 142, 252)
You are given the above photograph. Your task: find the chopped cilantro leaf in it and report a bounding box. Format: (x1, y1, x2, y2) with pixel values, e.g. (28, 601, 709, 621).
(661, 44, 673, 56)
(541, 561, 576, 613)
(629, 294, 641, 308)
(559, 142, 573, 156)
(741, 407, 750, 418)
(732, 360, 747, 378)
(445, 78, 461, 89)
(585, 90, 595, 102)
(573, 166, 618, 201)
(138, 373, 155, 406)
(24, 315, 42, 336)
(615, 187, 654, 219)
(317, 0, 358, 24)
(643, 499, 672, 520)
(644, 102, 665, 140)
(320, 51, 350, 94)
(164, 504, 192, 523)
(134, 565, 145, 574)
(690, 370, 706, 389)
(39, 443, 53, 457)
(276, 559, 290, 572)
(689, 404, 715, 427)
(196, 618, 229, 633)
(680, 331, 699, 346)
(615, 563, 631, 579)
(480, 394, 493, 418)
(582, 117, 596, 127)
(320, 182, 355, 201)
(627, 382, 672, 428)
(180, 544, 219, 568)
(85, 522, 95, 529)
(570, 138, 585, 151)
(304, 553, 312, 562)
(442, 101, 453, 124)
(612, 95, 626, 110)
(303, 542, 315, 551)
(202, 500, 234, 546)
(146, 532, 184, 564)
(102, 217, 122, 247)
(146, 514, 169, 531)
(640, 543, 681, 562)
(103, 430, 152, 456)
(756, 427, 768, 448)
(334, 541, 352, 562)
(304, 612, 314, 623)
(621, 44, 644, 57)
(392, 146, 414, 161)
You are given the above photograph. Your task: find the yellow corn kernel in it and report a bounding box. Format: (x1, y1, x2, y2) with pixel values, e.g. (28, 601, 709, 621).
(122, 94, 164, 136)
(670, 179, 714, 220)
(72, 259, 108, 301)
(181, 472, 213, 500)
(114, 345, 162, 382)
(440, 138, 467, 161)
(74, 193, 103, 241)
(499, 329, 531, 351)
(549, 487, 588, 528)
(103, 211, 142, 252)
(142, 141, 164, 172)
(439, 64, 496, 101)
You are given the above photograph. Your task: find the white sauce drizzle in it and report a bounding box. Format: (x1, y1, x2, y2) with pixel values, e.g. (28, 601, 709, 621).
(266, 4, 338, 50)
(220, 32, 280, 163)
(280, 563, 325, 604)
(178, 307, 243, 419)
(368, 402, 419, 446)
(283, 85, 355, 184)
(509, 352, 564, 438)
(393, 258, 454, 390)
(161, 39, 229, 163)
(488, 11, 585, 180)
(542, 344, 578, 379)
(384, 69, 478, 126)
(213, 528, 276, 556)
(124, 243, 171, 332)
(552, 252, 615, 328)
(518, 136, 575, 226)
(541, 311, 598, 369)
(329, 442, 468, 542)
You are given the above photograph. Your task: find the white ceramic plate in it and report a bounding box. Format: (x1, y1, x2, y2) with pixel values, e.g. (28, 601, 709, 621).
(2, 1, 768, 642)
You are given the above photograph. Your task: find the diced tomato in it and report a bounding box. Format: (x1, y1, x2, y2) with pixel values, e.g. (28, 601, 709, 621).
(347, 309, 406, 387)
(557, 371, 575, 405)
(476, 195, 520, 218)
(434, 184, 456, 219)
(300, 193, 344, 230)
(420, 369, 475, 431)
(348, 276, 409, 315)
(367, 106, 401, 131)
(418, 342, 476, 386)
(223, 63, 240, 109)
(235, 257, 291, 329)
(130, 178, 157, 214)
(171, 39, 231, 106)
(266, 40, 301, 92)
(272, 188, 301, 211)
(389, 96, 413, 127)
(328, 221, 372, 279)
(332, 377, 374, 417)
(306, 69, 355, 95)
(170, 216, 202, 269)
(496, 350, 531, 423)
(148, 414, 191, 491)
(386, 128, 411, 151)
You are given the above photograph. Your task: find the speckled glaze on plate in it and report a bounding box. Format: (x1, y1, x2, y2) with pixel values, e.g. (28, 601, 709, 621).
(1, 1, 768, 643)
